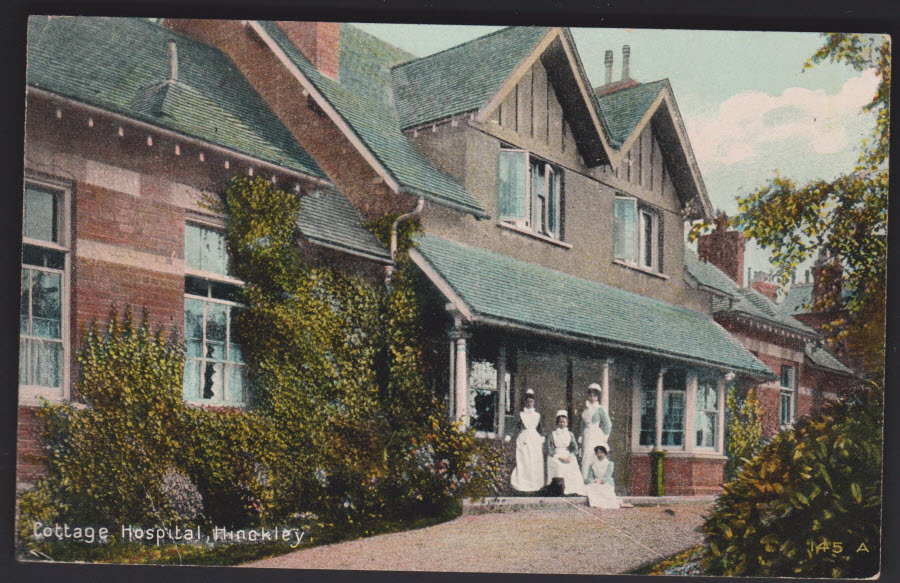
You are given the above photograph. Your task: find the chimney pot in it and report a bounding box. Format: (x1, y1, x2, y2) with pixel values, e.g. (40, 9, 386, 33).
(167, 40, 178, 83)
(622, 45, 631, 81)
(604, 50, 614, 85)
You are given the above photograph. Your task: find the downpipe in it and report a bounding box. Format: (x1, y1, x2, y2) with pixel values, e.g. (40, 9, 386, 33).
(385, 198, 425, 288)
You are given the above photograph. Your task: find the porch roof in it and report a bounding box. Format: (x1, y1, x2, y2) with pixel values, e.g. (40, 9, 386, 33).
(412, 235, 775, 379)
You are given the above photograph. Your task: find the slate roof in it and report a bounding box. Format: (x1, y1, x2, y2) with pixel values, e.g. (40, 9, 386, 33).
(780, 283, 813, 315)
(256, 21, 487, 218)
(415, 235, 774, 378)
(296, 186, 390, 262)
(391, 27, 550, 129)
(806, 344, 855, 376)
(596, 79, 668, 149)
(27, 16, 324, 180)
(684, 250, 817, 337)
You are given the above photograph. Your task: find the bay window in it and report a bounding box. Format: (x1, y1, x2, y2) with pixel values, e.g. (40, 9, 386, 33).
(20, 181, 68, 397)
(184, 223, 247, 405)
(614, 195, 661, 272)
(695, 378, 718, 448)
(497, 147, 561, 239)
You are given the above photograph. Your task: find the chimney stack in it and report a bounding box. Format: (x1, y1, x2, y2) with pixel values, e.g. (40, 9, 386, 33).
(750, 271, 778, 301)
(167, 40, 178, 83)
(811, 249, 844, 310)
(697, 213, 746, 286)
(604, 50, 614, 85)
(622, 45, 631, 80)
(277, 21, 340, 81)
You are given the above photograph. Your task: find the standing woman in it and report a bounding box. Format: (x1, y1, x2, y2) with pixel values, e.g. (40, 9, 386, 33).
(510, 389, 545, 492)
(580, 383, 612, 480)
(545, 410, 587, 496)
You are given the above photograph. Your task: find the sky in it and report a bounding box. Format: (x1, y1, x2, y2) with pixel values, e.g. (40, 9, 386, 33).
(354, 23, 883, 277)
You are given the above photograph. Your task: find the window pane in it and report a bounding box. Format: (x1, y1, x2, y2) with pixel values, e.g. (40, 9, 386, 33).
(20, 270, 30, 334)
(25, 185, 58, 243)
(781, 392, 792, 425)
(662, 391, 684, 446)
(472, 390, 498, 433)
(185, 299, 204, 342)
(547, 168, 559, 236)
(781, 365, 794, 388)
(206, 302, 227, 361)
(226, 364, 246, 403)
(186, 224, 228, 275)
(31, 271, 62, 339)
(32, 340, 62, 388)
(614, 198, 636, 261)
(695, 381, 718, 448)
(183, 360, 201, 400)
(639, 366, 657, 446)
(642, 212, 654, 268)
(497, 150, 528, 221)
(22, 244, 65, 269)
(531, 161, 545, 231)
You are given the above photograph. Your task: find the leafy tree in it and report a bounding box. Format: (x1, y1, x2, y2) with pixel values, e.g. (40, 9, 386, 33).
(724, 383, 765, 482)
(692, 34, 890, 378)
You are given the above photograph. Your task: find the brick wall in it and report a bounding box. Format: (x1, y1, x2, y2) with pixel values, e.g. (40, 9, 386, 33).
(629, 453, 725, 496)
(17, 406, 47, 488)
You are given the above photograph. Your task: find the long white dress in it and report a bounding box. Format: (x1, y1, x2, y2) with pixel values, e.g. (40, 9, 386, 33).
(545, 428, 587, 496)
(580, 401, 612, 480)
(510, 408, 545, 492)
(585, 457, 619, 508)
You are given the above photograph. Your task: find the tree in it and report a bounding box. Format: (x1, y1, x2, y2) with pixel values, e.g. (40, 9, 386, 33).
(692, 34, 890, 378)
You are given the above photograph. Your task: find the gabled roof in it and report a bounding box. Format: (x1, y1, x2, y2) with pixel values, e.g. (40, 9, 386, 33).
(254, 21, 487, 218)
(413, 235, 774, 378)
(805, 344, 855, 376)
(296, 185, 390, 263)
(27, 16, 325, 180)
(596, 79, 668, 149)
(780, 283, 813, 315)
(596, 79, 712, 219)
(685, 250, 817, 338)
(392, 26, 550, 129)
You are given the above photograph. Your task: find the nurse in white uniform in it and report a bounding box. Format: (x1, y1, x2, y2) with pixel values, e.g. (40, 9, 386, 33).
(585, 444, 620, 508)
(510, 389, 545, 492)
(545, 410, 587, 496)
(580, 383, 612, 480)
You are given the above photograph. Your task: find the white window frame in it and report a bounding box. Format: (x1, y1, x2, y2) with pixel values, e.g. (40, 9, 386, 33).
(20, 176, 71, 405)
(614, 195, 662, 274)
(694, 377, 720, 450)
(183, 220, 247, 406)
(780, 364, 796, 427)
(498, 147, 562, 240)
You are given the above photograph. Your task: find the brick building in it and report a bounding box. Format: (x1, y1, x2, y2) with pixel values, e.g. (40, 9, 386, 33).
(19, 17, 855, 497)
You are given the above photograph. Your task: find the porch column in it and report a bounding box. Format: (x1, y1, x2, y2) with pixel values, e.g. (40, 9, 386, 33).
(655, 367, 667, 449)
(497, 341, 508, 438)
(449, 313, 470, 426)
(447, 336, 456, 422)
(684, 371, 698, 454)
(717, 376, 727, 454)
(601, 358, 612, 411)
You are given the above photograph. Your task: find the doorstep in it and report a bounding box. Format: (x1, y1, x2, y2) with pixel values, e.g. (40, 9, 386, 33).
(462, 495, 716, 514)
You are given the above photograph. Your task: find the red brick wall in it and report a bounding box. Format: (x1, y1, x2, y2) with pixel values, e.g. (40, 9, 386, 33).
(629, 453, 725, 496)
(276, 21, 340, 80)
(697, 228, 745, 286)
(17, 407, 47, 487)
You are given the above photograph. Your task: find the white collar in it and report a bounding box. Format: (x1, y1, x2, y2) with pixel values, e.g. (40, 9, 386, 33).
(585, 400, 600, 409)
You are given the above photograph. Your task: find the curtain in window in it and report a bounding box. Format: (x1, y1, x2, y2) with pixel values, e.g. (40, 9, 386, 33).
(19, 268, 63, 388)
(185, 224, 229, 275)
(614, 197, 636, 261)
(497, 149, 528, 221)
(183, 298, 245, 403)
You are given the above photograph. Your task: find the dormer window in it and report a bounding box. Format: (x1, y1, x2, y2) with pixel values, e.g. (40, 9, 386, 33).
(614, 195, 661, 273)
(497, 147, 561, 239)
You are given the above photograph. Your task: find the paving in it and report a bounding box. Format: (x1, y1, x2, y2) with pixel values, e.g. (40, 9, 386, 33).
(243, 500, 712, 574)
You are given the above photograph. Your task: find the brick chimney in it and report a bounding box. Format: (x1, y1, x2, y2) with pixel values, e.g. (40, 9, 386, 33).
(697, 213, 746, 287)
(750, 271, 778, 301)
(811, 249, 844, 310)
(277, 21, 340, 81)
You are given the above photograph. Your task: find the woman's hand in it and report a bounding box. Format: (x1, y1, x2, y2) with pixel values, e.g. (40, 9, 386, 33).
(560, 456, 571, 463)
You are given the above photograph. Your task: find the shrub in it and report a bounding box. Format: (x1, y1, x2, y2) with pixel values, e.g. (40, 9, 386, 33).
(703, 383, 882, 578)
(724, 383, 765, 482)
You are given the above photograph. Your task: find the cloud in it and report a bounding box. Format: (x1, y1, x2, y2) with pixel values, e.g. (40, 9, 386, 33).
(685, 69, 879, 167)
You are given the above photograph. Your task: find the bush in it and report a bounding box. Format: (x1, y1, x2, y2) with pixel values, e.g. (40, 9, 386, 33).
(724, 383, 765, 482)
(703, 383, 882, 578)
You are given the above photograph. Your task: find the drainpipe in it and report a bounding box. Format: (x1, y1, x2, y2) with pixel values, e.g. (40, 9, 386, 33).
(385, 198, 425, 287)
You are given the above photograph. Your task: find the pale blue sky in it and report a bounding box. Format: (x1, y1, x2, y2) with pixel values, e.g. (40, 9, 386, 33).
(355, 24, 882, 276)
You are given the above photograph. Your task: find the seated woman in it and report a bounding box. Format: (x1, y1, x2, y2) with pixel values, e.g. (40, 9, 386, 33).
(584, 445, 620, 508)
(545, 410, 587, 496)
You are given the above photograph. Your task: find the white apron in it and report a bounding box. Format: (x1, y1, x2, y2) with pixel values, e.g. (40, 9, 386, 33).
(580, 402, 610, 480)
(546, 428, 587, 496)
(510, 409, 544, 492)
(586, 458, 619, 508)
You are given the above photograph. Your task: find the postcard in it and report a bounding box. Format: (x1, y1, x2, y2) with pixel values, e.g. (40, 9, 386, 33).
(14, 13, 887, 579)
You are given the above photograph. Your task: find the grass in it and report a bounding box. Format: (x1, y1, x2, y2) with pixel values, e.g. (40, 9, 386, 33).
(19, 499, 464, 566)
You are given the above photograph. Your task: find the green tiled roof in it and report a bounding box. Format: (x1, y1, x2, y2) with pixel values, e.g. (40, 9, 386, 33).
(27, 16, 325, 179)
(296, 185, 389, 262)
(685, 250, 817, 337)
(416, 235, 773, 377)
(780, 283, 813, 315)
(596, 79, 668, 149)
(806, 345, 855, 376)
(391, 27, 550, 129)
(257, 21, 487, 218)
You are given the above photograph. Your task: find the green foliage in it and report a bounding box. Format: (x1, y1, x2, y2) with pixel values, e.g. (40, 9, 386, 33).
(724, 384, 765, 482)
(703, 384, 882, 578)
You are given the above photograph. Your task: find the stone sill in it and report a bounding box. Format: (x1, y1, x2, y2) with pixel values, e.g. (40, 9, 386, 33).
(612, 259, 669, 280)
(630, 450, 727, 461)
(497, 222, 572, 249)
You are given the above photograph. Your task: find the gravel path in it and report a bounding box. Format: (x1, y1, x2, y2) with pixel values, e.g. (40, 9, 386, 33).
(244, 502, 711, 574)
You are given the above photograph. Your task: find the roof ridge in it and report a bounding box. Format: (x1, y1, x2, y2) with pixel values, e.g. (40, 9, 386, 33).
(597, 78, 669, 100)
(391, 25, 527, 71)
